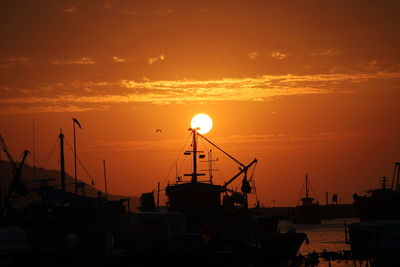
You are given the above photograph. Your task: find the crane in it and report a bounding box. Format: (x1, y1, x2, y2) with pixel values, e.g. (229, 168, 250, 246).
(0, 134, 30, 218)
(196, 131, 257, 193)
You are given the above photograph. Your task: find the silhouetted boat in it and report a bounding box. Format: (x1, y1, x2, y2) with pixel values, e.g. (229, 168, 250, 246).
(352, 162, 400, 221)
(0, 132, 131, 266)
(291, 173, 321, 224)
(349, 162, 400, 266)
(126, 127, 307, 266)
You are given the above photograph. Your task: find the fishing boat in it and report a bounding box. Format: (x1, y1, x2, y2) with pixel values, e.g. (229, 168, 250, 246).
(291, 173, 321, 224)
(124, 126, 307, 266)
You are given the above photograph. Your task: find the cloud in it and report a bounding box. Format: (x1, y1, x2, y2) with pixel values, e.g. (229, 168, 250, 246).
(63, 5, 77, 13)
(9, 57, 31, 65)
(148, 55, 165, 65)
(248, 52, 258, 60)
(271, 51, 287, 60)
(112, 56, 126, 63)
(104, 1, 113, 9)
(309, 49, 341, 57)
(50, 57, 95, 65)
(154, 9, 174, 16)
(1, 72, 399, 113)
(0, 104, 98, 114)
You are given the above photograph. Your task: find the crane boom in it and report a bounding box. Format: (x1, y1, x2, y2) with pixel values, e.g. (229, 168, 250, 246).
(0, 134, 30, 218)
(222, 158, 258, 190)
(197, 131, 258, 191)
(0, 135, 17, 170)
(197, 132, 246, 168)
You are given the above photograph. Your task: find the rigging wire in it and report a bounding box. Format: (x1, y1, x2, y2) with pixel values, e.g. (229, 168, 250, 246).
(296, 177, 306, 205)
(198, 136, 227, 184)
(37, 136, 59, 178)
(27, 154, 53, 187)
(198, 137, 211, 182)
(308, 175, 319, 202)
(177, 155, 187, 182)
(295, 174, 319, 204)
(248, 160, 259, 201)
(64, 138, 96, 186)
(160, 132, 192, 188)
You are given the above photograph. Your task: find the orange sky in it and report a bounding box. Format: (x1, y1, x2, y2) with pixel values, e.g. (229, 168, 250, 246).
(1, 0, 400, 206)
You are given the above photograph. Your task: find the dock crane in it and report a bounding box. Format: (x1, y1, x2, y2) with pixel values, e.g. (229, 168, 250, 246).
(0, 134, 30, 218)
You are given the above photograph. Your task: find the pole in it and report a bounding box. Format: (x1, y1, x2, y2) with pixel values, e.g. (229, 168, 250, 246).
(395, 162, 400, 190)
(73, 121, 78, 194)
(209, 150, 212, 184)
(157, 182, 160, 211)
(0, 153, 2, 209)
(192, 129, 198, 183)
(32, 119, 35, 179)
(305, 173, 309, 198)
(103, 160, 108, 200)
(325, 192, 329, 205)
(127, 198, 131, 214)
(59, 129, 66, 192)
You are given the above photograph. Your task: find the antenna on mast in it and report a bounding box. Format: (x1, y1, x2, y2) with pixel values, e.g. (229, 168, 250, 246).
(200, 149, 218, 184)
(305, 173, 309, 198)
(182, 128, 206, 183)
(103, 160, 108, 200)
(72, 118, 82, 194)
(59, 129, 66, 192)
(32, 119, 36, 179)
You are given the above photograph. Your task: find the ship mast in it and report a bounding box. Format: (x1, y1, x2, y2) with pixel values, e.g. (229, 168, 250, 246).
(59, 129, 66, 192)
(305, 173, 309, 198)
(191, 128, 198, 183)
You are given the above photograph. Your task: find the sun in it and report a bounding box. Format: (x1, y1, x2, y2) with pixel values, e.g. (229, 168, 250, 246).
(191, 113, 213, 134)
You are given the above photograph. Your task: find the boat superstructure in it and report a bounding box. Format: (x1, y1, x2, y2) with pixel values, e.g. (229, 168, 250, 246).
(291, 173, 321, 224)
(132, 126, 307, 266)
(353, 162, 400, 221)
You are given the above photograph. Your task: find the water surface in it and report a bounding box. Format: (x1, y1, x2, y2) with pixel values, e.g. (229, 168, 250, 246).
(279, 218, 369, 266)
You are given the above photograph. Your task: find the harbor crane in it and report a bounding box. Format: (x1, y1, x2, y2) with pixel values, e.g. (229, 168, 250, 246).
(0, 134, 30, 218)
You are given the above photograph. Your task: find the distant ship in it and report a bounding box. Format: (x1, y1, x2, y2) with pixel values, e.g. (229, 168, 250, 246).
(352, 162, 400, 221)
(291, 173, 321, 224)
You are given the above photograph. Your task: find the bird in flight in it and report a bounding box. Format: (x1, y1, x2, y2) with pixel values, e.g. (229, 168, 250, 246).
(156, 129, 162, 133)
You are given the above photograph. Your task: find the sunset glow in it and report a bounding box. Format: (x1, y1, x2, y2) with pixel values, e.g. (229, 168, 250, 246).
(1, 1, 399, 208)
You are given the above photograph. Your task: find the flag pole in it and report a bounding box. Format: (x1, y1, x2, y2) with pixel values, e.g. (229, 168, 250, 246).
(103, 159, 108, 200)
(73, 120, 77, 194)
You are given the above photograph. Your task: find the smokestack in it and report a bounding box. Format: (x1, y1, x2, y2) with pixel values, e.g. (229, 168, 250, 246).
(325, 192, 329, 205)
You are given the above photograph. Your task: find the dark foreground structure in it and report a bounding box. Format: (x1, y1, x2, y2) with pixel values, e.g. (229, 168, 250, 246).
(348, 162, 400, 266)
(0, 130, 307, 266)
(124, 128, 307, 266)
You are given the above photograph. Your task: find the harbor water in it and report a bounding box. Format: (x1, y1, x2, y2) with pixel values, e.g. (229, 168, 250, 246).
(279, 218, 369, 266)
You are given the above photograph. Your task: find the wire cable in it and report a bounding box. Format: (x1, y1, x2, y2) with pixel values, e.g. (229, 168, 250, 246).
(161, 132, 192, 187)
(64, 138, 96, 187)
